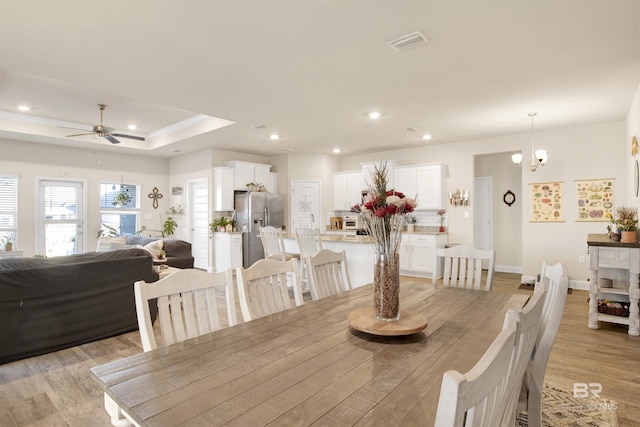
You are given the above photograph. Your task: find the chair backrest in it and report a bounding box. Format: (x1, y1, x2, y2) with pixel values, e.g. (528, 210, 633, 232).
(306, 249, 351, 301)
(295, 227, 323, 259)
(260, 226, 287, 261)
(434, 324, 518, 427)
(437, 245, 496, 291)
(524, 262, 569, 425)
(236, 258, 303, 321)
(500, 287, 547, 426)
(134, 268, 237, 352)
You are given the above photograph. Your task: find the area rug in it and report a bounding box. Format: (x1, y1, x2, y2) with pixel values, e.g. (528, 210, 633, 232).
(515, 383, 619, 427)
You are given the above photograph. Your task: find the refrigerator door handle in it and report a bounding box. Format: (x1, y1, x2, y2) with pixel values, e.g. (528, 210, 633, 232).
(265, 207, 270, 226)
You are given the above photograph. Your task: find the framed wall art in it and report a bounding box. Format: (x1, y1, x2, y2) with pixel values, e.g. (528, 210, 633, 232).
(530, 182, 563, 222)
(575, 178, 614, 222)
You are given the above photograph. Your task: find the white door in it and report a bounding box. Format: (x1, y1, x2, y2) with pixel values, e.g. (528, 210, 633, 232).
(189, 179, 209, 269)
(291, 180, 321, 231)
(37, 179, 85, 256)
(474, 176, 492, 253)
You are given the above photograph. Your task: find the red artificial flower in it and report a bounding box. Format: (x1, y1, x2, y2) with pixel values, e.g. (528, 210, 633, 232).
(375, 208, 387, 218)
(387, 205, 398, 215)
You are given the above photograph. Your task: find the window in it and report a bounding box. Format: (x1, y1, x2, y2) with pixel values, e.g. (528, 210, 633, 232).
(0, 175, 18, 248)
(99, 182, 140, 236)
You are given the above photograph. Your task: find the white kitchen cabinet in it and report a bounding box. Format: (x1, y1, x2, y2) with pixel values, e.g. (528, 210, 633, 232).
(212, 166, 234, 211)
(399, 233, 447, 282)
(393, 163, 446, 210)
(333, 171, 365, 211)
(225, 161, 276, 192)
(213, 232, 243, 273)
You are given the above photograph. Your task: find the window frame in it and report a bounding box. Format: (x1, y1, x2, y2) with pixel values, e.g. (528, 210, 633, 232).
(0, 174, 18, 249)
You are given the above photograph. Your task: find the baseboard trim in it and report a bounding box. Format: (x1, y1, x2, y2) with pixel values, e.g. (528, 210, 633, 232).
(517, 274, 590, 291)
(495, 265, 523, 274)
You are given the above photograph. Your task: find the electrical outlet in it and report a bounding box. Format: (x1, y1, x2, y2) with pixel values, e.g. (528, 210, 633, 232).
(145, 214, 153, 220)
(578, 255, 585, 264)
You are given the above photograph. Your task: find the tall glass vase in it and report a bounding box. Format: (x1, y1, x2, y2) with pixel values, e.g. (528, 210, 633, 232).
(374, 251, 400, 321)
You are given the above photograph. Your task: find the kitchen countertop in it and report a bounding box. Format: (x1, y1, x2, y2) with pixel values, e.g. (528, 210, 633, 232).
(284, 230, 447, 244)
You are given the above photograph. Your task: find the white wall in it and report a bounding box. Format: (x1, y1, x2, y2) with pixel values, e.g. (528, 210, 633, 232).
(0, 138, 169, 256)
(627, 82, 640, 203)
(338, 120, 627, 282)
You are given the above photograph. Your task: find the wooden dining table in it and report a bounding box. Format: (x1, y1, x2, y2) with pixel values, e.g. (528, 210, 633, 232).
(90, 279, 528, 426)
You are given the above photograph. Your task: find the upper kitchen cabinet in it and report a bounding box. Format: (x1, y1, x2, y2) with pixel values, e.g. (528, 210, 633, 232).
(333, 171, 366, 211)
(212, 166, 235, 211)
(394, 163, 446, 210)
(224, 161, 276, 193)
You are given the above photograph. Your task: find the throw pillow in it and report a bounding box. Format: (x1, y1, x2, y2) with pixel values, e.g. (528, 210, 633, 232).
(143, 239, 164, 258)
(96, 237, 112, 252)
(109, 235, 129, 251)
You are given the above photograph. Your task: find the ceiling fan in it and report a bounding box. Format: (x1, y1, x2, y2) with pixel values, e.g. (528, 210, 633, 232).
(65, 104, 145, 144)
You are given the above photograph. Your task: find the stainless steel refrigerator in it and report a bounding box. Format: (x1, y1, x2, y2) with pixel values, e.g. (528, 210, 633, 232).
(234, 191, 284, 267)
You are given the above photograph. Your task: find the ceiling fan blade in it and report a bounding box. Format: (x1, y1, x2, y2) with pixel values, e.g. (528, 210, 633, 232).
(111, 133, 146, 141)
(105, 135, 121, 144)
(66, 132, 95, 137)
(58, 125, 92, 131)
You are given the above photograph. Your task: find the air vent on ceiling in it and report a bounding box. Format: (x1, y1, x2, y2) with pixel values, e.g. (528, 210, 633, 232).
(388, 31, 429, 52)
(249, 123, 268, 129)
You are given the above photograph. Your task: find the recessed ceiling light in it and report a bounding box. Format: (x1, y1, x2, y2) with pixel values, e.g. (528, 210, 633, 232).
(333, 148, 341, 154)
(269, 134, 280, 140)
(249, 123, 268, 129)
(422, 134, 432, 140)
(367, 112, 382, 119)
(17, 105, 30, 111)
(127, 124, 137, 130)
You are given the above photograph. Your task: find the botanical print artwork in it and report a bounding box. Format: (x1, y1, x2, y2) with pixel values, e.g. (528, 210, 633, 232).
(576, 179, 614, 222)
(530, 182, 563, 222)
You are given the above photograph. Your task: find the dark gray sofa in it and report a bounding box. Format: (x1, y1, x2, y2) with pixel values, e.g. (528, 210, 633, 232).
(0, 249, 159, 365)
(125, 236, 194, 269)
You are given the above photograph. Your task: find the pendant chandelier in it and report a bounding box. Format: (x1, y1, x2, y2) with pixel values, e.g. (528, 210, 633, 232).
(512, 112, 548, 172)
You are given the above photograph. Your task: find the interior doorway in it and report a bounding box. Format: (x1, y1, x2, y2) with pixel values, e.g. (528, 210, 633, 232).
(188, 179, 209, 269)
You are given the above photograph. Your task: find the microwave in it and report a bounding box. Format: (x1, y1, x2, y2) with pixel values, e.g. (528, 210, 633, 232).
(342, 215, 362, 230)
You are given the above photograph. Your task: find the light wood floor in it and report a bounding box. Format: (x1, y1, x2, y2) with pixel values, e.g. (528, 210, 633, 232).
(1, 272, 639, 426)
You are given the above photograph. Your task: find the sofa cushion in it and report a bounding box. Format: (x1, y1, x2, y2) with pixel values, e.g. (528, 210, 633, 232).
(143, 239, 163, 257)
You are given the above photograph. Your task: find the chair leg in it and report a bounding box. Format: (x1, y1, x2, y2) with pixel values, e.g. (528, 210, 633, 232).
(104, 393, 135, 427)
(527, 383, 543, 427)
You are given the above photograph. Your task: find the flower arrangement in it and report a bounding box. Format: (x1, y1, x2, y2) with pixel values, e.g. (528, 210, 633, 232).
(351, 162, 417, 256)
(437, 210, 446, 232)
(351, 161, 417, 321)
(246, 182, 266, 192)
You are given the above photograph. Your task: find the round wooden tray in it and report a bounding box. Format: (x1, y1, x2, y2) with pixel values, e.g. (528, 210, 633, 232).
(347, 307, 428, 336)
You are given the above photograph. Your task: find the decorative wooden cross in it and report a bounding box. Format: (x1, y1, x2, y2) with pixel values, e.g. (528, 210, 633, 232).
(148, 187, 163, 209)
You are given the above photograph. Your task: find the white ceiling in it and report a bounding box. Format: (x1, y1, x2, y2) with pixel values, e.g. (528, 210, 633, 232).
(1, 1, 639, 158)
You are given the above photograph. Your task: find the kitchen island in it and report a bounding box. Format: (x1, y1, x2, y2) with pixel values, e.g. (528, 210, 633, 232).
(284, 234, 374, 288)
(284, 230, 447, 288)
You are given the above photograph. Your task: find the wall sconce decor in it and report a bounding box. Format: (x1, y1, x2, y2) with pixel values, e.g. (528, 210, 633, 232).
(148, 187, 163, 209)
(449, 189, 469, 206)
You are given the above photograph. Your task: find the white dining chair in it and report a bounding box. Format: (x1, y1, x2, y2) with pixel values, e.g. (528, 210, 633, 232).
(260, 226, 299, 262)
(306, 249, 351, 301)
(134, 268, 238, 351)
(437, 245, 496, 291)
(295, 227, 323, 290)
(519, 262, 569, 426)
(500, 286, 547, 426)
(434, 323, 518, 426)
(105, 268, 238, 427)
(236, 258, 303, 321)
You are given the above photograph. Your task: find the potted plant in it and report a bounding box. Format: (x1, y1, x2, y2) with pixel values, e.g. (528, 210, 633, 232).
(210, 216, 234, 232)
(2, 235, 13, 251)
(163, 216, 178, 236)
(612, 206, 638, 243)
(112, 190, 131, 207)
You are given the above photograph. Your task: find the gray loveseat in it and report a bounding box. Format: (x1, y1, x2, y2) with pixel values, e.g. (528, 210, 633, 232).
(0, 249, 159, 364)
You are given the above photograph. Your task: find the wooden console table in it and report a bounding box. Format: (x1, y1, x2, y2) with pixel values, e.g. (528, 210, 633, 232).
(587, 233, 640, 336)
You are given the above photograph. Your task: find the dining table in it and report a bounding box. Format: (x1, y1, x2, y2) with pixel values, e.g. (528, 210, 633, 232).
(90, 278, 529, 426)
